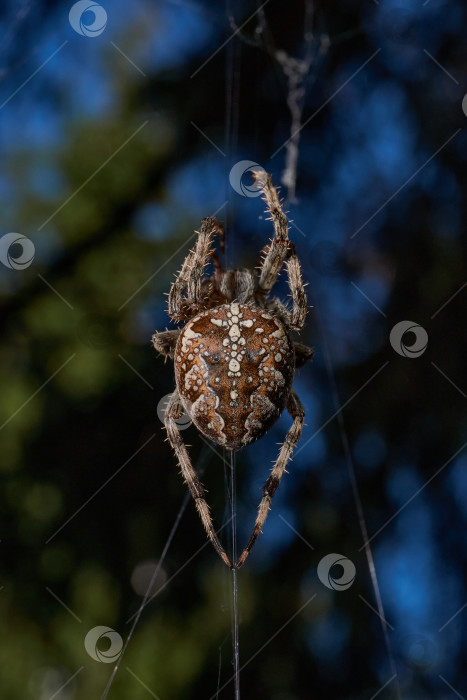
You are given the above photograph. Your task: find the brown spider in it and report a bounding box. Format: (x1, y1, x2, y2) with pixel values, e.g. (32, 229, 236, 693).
(152, 172, 313, 569)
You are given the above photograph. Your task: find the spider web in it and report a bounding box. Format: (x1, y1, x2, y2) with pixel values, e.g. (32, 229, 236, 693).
(100, 3, 400, 698)
(316, 308, 402, 700)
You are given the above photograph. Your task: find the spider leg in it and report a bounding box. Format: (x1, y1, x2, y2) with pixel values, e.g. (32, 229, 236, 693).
(164, 390, 232, 568)
(294, 341, 314, 368)
(285, 242, 308, 330)
(235, 389, 305, 569)
(152, 329, 180, 360)
(265, 297, 291, 325)
(168, 217, 223, 321)
(255, 172, 308, 330)
(255, 172, 290, 296)
(262, 300, 313, 363)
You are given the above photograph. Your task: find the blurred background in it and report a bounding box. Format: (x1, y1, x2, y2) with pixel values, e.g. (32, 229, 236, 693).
(0, 0, 466, 698)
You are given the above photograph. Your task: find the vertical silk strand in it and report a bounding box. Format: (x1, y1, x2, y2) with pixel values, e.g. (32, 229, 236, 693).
(230, 450, 241, 699)
(317, 307, 401, 699)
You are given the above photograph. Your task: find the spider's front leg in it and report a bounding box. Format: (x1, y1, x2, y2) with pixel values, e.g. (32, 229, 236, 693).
(164, 390, 232, 569)
(168, 217, 223, 322)
(285, 242, 308, 330)
(255, 172, 308, 331)
(255, 171, 290, 297)
(236, 389, 305, 569)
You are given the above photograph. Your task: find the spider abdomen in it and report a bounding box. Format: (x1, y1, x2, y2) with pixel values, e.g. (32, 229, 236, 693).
(174, 302, 295, 450)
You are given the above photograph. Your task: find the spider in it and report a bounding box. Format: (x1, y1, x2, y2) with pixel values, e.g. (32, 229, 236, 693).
(152, 171, 313, 569)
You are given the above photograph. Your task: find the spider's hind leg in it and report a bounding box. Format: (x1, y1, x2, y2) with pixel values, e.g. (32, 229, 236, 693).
(164, 390, 232, 568)
(235, 389, 305, 569)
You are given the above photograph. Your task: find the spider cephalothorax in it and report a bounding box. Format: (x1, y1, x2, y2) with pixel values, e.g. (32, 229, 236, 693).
(152, 171, 313, 568)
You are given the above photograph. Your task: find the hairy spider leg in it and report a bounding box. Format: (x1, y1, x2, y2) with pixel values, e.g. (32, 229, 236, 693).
(254, 172, 308, 330)
(164, 390, 232, 568)
(168, 217, 224, 321)
(255, 171, 290, 295)
(285, 242, 308, 330)
(235, 389, 305, 569)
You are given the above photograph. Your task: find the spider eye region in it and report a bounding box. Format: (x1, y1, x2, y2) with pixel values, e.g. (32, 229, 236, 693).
(174, 303, 295, 451)
(206, 352, 221, 364)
